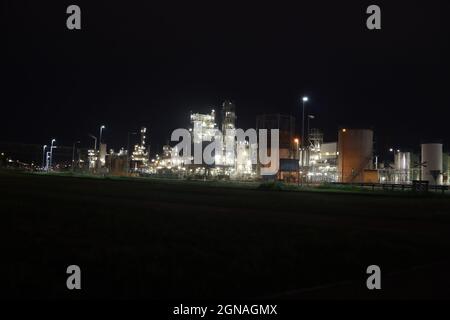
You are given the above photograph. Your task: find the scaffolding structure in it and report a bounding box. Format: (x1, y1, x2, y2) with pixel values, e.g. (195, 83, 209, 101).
(303, 129, 338, 183)
(131, 127, 149, 172)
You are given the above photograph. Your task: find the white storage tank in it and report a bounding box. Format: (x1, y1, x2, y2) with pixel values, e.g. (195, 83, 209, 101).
(421, 143, 443, 185)
(395, 152, 411, 170)
(394, 152, 411, 183)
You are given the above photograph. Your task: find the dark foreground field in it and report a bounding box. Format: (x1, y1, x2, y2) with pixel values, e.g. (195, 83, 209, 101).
(2, 170, 450, 299)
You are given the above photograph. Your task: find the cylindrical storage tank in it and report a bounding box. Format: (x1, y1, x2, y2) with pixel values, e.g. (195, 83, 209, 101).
(395, 152, 411, 183)
(337, 128, 373, 183)
(99, 143, 107, 165)
(395, 152, 411, 170)
(421, 143, 443, 185)
(443, 153, 450, 185)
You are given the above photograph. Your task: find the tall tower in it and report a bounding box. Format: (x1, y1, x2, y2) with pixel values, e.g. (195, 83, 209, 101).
(140, 126, 147, 147)
(131, 126, 149, 171)
(222, 101, 237, 167)
(221, 100, 236, 133)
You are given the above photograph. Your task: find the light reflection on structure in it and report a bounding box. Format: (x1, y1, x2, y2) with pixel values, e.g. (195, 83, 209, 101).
(150, 101, 257, 180)
(306, 128, 338, 183)
(130, 127, 149, 172)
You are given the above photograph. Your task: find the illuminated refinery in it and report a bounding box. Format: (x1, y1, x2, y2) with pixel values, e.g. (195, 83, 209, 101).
(2, 99, 449, 190)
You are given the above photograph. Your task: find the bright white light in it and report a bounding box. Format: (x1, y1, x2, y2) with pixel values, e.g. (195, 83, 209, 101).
(302, 96, 308, 102)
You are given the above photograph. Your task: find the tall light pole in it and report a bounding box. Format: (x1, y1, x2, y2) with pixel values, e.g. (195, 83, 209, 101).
(98, 125, 106, 170)
(88, 134, 97, 171)
(48, 139, 56, 171)
(294, 138, 300, 185)
(341, 129, 346, 182)
(42, 145, 47, 170)
(46, 151, 51, 171)
(301, 96, 308, 167)
(99, 125, 106, 149)
(72, 141, 80, 173)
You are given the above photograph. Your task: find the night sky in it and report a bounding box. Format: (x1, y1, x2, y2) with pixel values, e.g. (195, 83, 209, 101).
(2, 1, 450, 158)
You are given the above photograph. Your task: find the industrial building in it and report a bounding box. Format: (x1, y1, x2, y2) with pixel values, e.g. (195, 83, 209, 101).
(256, 114, 298, 182)
(130, 127, 150, 172)
(376, 142, 447, 186)
(305, 130, 338, 183)
(49, 99, 448, 188)
(148, 101, 256, 180)
(105, 149, 128, 176)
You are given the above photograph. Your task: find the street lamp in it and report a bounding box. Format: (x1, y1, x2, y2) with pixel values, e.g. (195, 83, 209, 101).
(341, 129, 346, 182)
(294, 138, 299, 158)
(99, 125, 106, 148)
(46, 151, 51, 171)
(88, 134, 98, 172)
(42, 145, 47, 170)
(389, 147, 397, 165)
(49, 139, 56, 171)
(294, 138, 300, 185)
(72, 141, 81, 173)
(301, 96, 308, 166)
(98, 125, 106, 170)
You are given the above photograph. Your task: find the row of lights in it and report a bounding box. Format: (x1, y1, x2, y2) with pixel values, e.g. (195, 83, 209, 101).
(42, 124, 106, 171)
(40, 96, 313, 171)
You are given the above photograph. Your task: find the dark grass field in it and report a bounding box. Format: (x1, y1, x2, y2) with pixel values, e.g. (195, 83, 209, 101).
(2, 170, 450, 299)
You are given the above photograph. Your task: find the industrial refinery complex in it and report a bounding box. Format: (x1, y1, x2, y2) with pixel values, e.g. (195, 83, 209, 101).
(1, 99, 449, 190)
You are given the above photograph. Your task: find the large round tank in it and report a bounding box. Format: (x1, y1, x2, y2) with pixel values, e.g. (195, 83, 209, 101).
(421, 143, 443, 185)
(395, 152, 411, 170)
(337, 129, 373, 183)
(394, 152, 411, 183)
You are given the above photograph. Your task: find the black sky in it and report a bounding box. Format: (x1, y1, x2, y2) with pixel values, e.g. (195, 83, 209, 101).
(2, 1, 450, 157)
